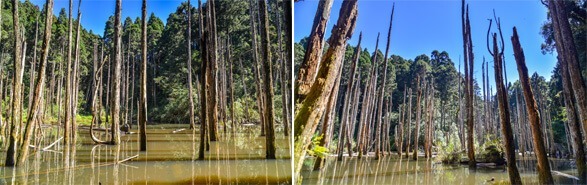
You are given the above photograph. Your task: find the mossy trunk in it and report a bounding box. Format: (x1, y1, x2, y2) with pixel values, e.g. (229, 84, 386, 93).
(293, 0, 358, 181)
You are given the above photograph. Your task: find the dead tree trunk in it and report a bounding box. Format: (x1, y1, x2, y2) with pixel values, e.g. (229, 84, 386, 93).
(71, 0, 82, 143)
(375, 4, 394, 160)
(16, 0, 53, 166)
(110, 0, 122, 145)
(139, 0, 148, 151)
(462, 0, 475, 168)
(186, 0, 196, 130)
(293, 0, 358, 180)
(5, 0, 22, 167)
(511, 27, 554, 184)
(413, 77, 423, 160)
(64, 0, 73, 146)
(248, 0, 265, 136)
(489, 28, 522, 184)
(295, 0, 333, 102)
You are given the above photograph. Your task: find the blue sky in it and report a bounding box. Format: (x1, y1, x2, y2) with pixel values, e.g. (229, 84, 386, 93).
(294, 0, 558, 93)
(29, 0, 186, 36)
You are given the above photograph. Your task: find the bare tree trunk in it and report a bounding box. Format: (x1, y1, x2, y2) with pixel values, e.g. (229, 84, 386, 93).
(511, 27, 554, 184)
(491, 31, 523, 184)
(406, 88, 413, 158)
(110, 0, 122, 145)
(317, 61, 342, 167)
(293, 0, 358, 180)
(186, 0, 196, 131)
(197, 0, 207, 160)
(139, 0, 148, 151)
(71, 0, 82, 143)
(5, 0, 22, 166)
(248, 0, 265, 136)
(375, 4, 394, 160)
(462, 0, 475, 168)
(238, 58, 250, 124)
(227, 39, 235, 133)
(17, 0, 54, 166)
(64, 0, 73, 147)
(295, 0, 333, 102)
(28, 16, 39, 111)
(413, 77, 423, 160)
(357, 33, 379, 158)
(257, 0, 276, 159)
(276, 10, 289, 137)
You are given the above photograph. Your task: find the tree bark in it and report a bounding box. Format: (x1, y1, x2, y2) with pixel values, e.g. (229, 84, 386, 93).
(5, 0, 23, 167)
(16, 0, 53, 166)
(293, 0, 358, 180)
(258, 0, 276, 159)
(511, 27, 554, 184)
(139, 0, 148, 151)
(413, 77, 423, 160)
(295, 0, 333, 102)
(248, 0, 265, 136)
(110, 0, 122, 145)
(375, 4, 394, 160)
(492, 32, 523, 185)
(64, 0, 73, 147)
(197, 0, 207, 160)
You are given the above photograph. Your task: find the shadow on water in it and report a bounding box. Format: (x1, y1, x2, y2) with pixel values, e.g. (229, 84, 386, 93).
(0, 124, 291, 184)
(302, 154, 581, 184)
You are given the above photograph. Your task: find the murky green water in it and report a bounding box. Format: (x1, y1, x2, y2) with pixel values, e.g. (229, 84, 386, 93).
(301, 155, 580, 185)
(0, 124, 291, 184)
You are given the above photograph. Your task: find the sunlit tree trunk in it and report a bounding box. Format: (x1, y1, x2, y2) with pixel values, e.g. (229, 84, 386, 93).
(491, 32, 523, 185)
(110, 0, 122, 145)
(413, 77, 423, 160)
(64, 0, 73, 147)
(295, 0, 333, 102)
(71, 0, 82, 142)
(248, 0, 265, 136)
(16, 0, 53, 166)
(511, 27, 554, 184)
(5, 0, 23, 167)
(461, 0, 475, 168)
(375, 4, 394, 160)
(293, 0, 358, 180)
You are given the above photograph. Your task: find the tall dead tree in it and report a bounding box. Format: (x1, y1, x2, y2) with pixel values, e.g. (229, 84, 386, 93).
(511, 26, 554, 184)
(139, 0, 148, 151)
(187, 0, 196, 130)
(331, 32, 361, 164)
(249, 0, 265, 136)
(71, 0, 82, 142)
(293, 0, 358, 180)
(357, 33, 379, 158)
(64, 0, 73, 146)
(5, 0, 23, 167)
(375, 3, 394, 160)
(295, 0, 333, 102)
(17, 0, 54, 166)
(487, 18, 522, 184)
(413, 76, 423, 160)
(462, 0, 475, 168)
(110, 0, 122, 145)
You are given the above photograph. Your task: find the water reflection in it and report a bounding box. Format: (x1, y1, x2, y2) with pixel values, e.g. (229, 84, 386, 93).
(0, 124, 291, 184)
(302, 155, 580, 184)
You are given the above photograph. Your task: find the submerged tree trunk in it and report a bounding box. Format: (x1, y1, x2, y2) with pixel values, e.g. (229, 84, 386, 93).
(110, 0, 122, 145)
(413, 77, 423, 160)
(295, 0, 333, 102)
(491, 32, 523, 185)
(16, 0, 53, 166)
(197, 0, 208, 160)
(293, 0, 358, 180)
(187, 0, 196, 131)
(64, 0, 73, 147)
(375, 4, 394, 160)
(139, 0, 148, 151)
(258, 0, 276, 159)
(5, 0, 23, 167)
(511, 27, 554, 184)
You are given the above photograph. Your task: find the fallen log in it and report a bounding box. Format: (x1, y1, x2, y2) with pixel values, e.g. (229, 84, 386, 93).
(117, 154, 139, 164)
(172, 128, 186, 133)
(42, 137, 63, 151)
(551, 170, 580, 180)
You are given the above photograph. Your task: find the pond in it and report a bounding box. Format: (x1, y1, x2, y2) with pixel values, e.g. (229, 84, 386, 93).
(301, 154, 581, 184)
(0, 124, 292, 184)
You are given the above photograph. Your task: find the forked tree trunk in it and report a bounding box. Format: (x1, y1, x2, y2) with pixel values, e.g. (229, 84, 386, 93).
(491, 33, 523, 185)
(293, 0, 358, 180)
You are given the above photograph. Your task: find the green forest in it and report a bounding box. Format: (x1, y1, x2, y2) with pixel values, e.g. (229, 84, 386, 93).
(0, 0, 292, 183)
